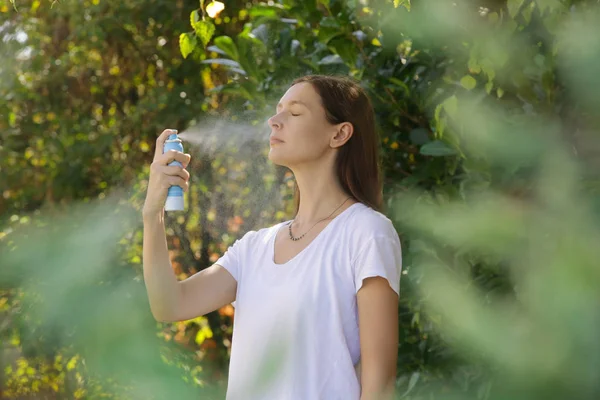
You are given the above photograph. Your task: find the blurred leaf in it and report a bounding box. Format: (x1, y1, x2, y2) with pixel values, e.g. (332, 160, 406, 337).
(214, 36, 239, 61)
(420, 140, 458, 156)
(191, 9, 201, 26)
(328, 36, 358, 66)
(389, 77, 410, 93)
(201, 58, 242, 68)
(400, 371, 420, 397)
(236, 33, 266, 79)
(318, 54, 344, 65)
(179, 32, 197, 59)
(248, 4, 282, 20)
(507, 0, 526, 18)
(443, 95, 459, 118)
(318, 17, 344, 44)
(193, 20, 216, 47)
(460, 75, 477, 90)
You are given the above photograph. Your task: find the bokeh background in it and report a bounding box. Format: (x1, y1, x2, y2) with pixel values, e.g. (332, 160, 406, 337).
(1, 0, 599, 399)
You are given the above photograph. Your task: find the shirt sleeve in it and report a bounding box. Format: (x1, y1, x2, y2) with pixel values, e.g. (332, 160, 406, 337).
(215, 232, 253, 309)
(215, 233, 248, 283)
(352, 235, 403, 296)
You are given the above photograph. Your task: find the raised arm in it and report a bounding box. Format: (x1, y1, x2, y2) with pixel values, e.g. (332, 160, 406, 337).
(142, 129, 237, 322)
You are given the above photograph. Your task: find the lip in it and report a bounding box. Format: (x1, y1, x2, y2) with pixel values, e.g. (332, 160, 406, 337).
(269, 138, 284, 145)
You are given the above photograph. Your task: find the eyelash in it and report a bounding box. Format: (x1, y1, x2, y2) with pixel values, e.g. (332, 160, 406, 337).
(291, 113, 300, 117)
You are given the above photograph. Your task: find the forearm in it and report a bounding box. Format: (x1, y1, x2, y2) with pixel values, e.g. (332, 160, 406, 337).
(360, 373, 396, 400)
(360, 386, 395, 400)
(142, 210, 182, 322)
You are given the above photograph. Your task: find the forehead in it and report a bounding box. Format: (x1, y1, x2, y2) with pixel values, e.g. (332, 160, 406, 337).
(278, 82, 320, 107)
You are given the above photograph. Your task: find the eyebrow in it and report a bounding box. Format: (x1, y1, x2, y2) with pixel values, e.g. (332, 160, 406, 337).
(276, 100, 309, 109)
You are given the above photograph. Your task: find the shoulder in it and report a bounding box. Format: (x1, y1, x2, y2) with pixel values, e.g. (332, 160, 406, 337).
(344, 204, 402, 274)
(230, 220, 287, 248)
(344, 203, 401, 263)
(347, 203, 398, 241)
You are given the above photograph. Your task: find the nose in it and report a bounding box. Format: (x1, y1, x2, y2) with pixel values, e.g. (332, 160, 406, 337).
(268, 114, 281, 130)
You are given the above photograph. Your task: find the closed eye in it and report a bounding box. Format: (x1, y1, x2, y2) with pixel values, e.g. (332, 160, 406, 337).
(291, 113, 301, 116)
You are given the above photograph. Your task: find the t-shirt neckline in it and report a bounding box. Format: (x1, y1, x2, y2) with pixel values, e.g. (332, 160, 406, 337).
(270, 202, 363, 266)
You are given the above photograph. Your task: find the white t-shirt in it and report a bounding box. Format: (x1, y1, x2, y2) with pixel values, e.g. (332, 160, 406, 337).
(215, 202, 402, 400)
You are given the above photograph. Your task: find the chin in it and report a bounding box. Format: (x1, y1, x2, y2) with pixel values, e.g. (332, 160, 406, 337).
(269, 149, 296, 168)
(268, 152, 286, 167)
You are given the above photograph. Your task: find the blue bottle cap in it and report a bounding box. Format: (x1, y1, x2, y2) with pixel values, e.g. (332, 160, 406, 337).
(167, 133, 178, 141)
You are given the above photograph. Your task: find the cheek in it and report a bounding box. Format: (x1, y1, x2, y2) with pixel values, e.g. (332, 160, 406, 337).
(288, 131, 330, 162)
(290, 125, 327, 154)
(296, 119, 329, 144)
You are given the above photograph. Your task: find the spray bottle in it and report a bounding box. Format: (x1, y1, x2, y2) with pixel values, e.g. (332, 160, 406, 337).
(163, 132, 185, 211)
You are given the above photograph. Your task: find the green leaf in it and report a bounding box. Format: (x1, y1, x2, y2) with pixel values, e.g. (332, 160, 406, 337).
(537, 0, 561, 13)
(400, 372, 420, 397)
(179, 32, 197, 59)
(522, 2, 535, 24)
(190, 9, 201, 26)
(214, 36, 239, 61)
(195, 325, 213, 345)
(460, 75, 477, 90)
(318, 54, 344, 65)
(394, 0, 411, 11)
(8, 112, 16, 127)
(420, 140, 458, 156)
(468, 54, 481, 74)
(248, 4, 281, 19)
(438, 117, 446, 138)
(389, 77, 410, 93)
(434, 103, 442, 125)
(442, 95, 458, 118)
(237, 34, 265, 79)
(434, 102, 446, 137)
(328, 36, 358, 66)
(507, 0, 525, 18)
(318, 17, 344, 44)
(201, 58, 246, 75)
(200, 58, 242, 68)
(206, 45, 228, 56)
(480, 59, 496, 81)
(193, 20, 215, 48)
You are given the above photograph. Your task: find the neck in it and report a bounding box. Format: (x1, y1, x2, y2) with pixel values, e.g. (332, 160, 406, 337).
(291, 164, 354, 226)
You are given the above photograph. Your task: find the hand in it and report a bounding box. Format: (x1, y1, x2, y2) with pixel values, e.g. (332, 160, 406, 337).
(142, 129, 191, 217)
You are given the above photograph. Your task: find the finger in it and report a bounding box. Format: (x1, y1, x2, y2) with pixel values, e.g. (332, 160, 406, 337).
(158, 149, 190, 166)
(154, 129, 178, 160)
(167, 176, 188, 192)
(183, 153, 191, 168)
(162, 165, 190, 181)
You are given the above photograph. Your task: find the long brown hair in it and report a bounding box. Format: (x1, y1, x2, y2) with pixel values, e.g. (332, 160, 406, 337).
(290, 75, 383, 214)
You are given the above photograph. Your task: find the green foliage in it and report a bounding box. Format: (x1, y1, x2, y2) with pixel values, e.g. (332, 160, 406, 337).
(179, 32, 197, 59)
(1, 0, 600, 398)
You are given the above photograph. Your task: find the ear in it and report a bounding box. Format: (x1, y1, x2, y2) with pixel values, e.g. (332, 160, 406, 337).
(331, 122, 353, 148)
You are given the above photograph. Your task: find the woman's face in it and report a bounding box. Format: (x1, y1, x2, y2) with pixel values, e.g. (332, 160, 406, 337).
(267, 82, 338, 168)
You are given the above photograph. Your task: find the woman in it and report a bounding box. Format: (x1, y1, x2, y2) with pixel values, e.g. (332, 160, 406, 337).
(142, 75, 402, 400)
